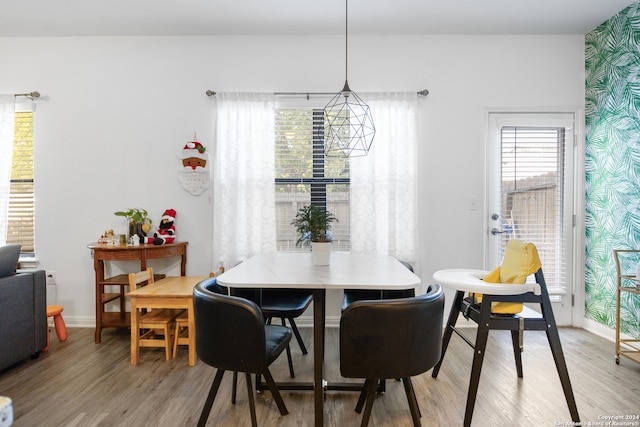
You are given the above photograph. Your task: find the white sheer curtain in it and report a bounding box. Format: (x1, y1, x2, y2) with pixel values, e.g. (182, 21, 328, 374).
(350, 92, 419, 264)
(212, 93, 276, 269)
(0, 95, 16, 245)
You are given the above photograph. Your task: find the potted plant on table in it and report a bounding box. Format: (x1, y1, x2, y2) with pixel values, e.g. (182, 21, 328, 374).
(114, 208, 153, 241)
(291, 204, 337, 266)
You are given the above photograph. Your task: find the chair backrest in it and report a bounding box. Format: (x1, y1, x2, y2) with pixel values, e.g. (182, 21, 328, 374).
(193, 278, 268, 374)
(209, 267, 257, 301)
(496, 239, 541, 284)
(398, 260, 414, 272)
(479, 239, 542, 314)
(340, 284, 445, 380)
(128, 268, 154, 289)
(198, 276, 229, 295)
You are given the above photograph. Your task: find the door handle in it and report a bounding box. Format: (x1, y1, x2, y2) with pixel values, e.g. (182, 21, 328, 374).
(491, 228, 505, 235)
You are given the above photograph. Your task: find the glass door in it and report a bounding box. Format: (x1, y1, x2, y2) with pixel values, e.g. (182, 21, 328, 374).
(486, 112, 576, 325)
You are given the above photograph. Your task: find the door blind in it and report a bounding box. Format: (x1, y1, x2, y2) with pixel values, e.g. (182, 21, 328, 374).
(499, 125, 566, 290)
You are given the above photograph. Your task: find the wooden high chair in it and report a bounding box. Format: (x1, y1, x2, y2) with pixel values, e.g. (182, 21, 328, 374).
(129, 268, 182, 361)
(431, 240, 580, 427)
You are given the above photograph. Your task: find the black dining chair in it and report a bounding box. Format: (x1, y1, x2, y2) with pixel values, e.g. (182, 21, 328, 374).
(340, 284, 445, 427)
(341, 260, 416, 394)
(201, 277, 249, 406)
(230, 287, 312, 378)
(193, 278, 292, 427)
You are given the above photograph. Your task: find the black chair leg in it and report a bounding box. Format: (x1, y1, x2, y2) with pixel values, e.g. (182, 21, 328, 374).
(464, 301, 492, 427)
(539, 287, 580, 423)
(546, 325, 580, 422)
(287, 317, 308, 354)
(263, 368, 289, 415)
(355, 379, 370, 413)
(197, 369, 225, 427)
(285, 342, 295, 378)
(232, 371, 238, 404)
(510, 330, 524, 377)
(280, 318, 295, 377)
(360, 379, 378, 427)
(245, 373, 258, 427)
(432, 290, 464, 378)
(402, 377, 422, 426)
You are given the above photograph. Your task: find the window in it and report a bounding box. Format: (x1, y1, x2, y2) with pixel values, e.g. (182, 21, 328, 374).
(7, 110, 35, 253)
(274, 103, 351, 251)
(212, 92, 418, 266)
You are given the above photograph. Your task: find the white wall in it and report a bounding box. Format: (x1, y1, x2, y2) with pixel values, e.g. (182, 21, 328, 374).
(0, 34, 585, 326)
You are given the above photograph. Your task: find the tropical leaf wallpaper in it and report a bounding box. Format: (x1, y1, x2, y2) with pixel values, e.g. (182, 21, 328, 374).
(585, 2, 640, 339)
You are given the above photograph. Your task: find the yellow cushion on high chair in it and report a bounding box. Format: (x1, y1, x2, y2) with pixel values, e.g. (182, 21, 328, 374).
(472, 240, 542, 314)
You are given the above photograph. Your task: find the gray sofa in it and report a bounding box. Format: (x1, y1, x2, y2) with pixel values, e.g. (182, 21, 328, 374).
(0, 244, 47, 371)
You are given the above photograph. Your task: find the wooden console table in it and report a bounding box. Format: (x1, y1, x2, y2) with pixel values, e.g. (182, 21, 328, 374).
(88, 241, 188, 343)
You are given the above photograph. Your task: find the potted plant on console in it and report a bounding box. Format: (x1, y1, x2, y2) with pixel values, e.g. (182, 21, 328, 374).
(114, 208, 152, 241)
(291, 204, 337, 266)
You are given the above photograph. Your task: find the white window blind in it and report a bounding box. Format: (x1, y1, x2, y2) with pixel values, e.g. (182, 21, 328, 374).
(7, 110, 35, 253)
(499, 126, 566, 290)
(274, 100, 351, 252)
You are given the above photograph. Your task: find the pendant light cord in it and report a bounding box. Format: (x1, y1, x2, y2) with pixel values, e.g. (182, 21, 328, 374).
(345, 0, 348, 83)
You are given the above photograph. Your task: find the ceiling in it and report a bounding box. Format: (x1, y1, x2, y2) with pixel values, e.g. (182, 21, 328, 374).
(0, 0, 636, 37)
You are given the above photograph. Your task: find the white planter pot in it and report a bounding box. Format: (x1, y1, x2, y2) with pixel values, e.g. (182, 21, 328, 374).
(311, 241, 332, 266)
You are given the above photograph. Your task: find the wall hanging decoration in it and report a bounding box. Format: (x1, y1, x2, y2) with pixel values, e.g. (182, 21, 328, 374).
(178, 134, 210, 195)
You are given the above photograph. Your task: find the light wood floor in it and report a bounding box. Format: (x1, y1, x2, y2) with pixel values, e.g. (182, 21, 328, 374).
(1, 326, 639, 426)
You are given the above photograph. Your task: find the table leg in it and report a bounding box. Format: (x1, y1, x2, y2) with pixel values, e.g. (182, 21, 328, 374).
(180, 252, 187, 276)
(313, 289, 325, 426)
(94, 258, 104, 344)
(187, 299, 196, 366)
(130, 298, 139, 365)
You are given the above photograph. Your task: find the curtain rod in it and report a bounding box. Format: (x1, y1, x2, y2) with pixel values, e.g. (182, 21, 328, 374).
(14, 91, 40, 99)
(205, 89, 429, 97)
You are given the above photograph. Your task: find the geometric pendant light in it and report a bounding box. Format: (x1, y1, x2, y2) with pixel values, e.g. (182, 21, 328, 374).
(323, 0, 375, 157)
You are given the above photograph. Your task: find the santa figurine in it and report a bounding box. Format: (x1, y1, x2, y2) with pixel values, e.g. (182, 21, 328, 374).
(143, 209, 176, 245)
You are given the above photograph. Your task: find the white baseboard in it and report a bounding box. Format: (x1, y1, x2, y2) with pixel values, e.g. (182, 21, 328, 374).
(581, 317, 618, 343)
(295, 312, 479, 329)
(294, 315, 339, 328)
(61, 316, 96, 328)
(64, 315, 613, 339)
